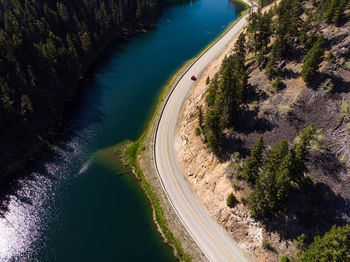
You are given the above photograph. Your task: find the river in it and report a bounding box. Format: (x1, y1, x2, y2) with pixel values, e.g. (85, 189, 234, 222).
(0, 0, 244, 261)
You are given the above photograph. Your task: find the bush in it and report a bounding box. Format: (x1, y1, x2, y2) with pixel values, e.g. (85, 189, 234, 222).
(294, 233, 306, 250)
(233, 183, 240, 191)
(341, 102, 350, 120)
(318, 78, 334, 93)
(262, 239, 273, 250)
(226, 193, 237, 208)
(280, 255, 290, 262)
(346, 122, 350, 135)
(232, 161, 244, 180)
(206, 76, 210, 85)
(240, 197, 247, 205)
(326, 52, 335, 63)
(195, 127, 201, 136)
(272, 76, 284, 91)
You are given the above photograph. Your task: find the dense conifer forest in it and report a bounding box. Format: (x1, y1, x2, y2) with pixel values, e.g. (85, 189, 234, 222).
(0, 0, 160, 177)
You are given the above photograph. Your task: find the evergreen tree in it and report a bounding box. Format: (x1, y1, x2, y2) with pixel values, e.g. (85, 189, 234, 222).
(205, 73, 218, 107)
(247, 9, 272, 55)
(249, 140, 291, 217)
(292, 125, 317, 182)
(300, 224, 350, 261)
(242, 136, 265, 185)
(204, 107, 222, 151)
(203, 35, 248, 151)
(323, 0, 347, 26)
(198, 105, 203, 130)
(301, 36, 325, 84)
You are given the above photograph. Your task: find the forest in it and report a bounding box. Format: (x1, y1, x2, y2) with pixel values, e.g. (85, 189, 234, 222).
(0, 0, 160, 177)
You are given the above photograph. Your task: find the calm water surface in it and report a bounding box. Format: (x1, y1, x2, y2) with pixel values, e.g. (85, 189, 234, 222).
(0, 0, 244, 261)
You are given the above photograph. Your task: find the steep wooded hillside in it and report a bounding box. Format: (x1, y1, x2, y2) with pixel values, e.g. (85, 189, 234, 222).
(0, 0, 160, 177)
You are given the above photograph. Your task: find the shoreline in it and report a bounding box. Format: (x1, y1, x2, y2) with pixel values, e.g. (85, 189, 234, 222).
(121, 1, 251, 261)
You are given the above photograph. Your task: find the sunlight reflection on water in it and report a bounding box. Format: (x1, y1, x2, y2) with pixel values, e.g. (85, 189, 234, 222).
(0, 126, 95, 261)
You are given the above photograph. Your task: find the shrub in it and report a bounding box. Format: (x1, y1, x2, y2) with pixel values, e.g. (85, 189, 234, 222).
(346, 122, 350, 135)
(226, 193, 237, 208)
(294, 233, 306, 250)
(240, 197, 247, 205)
(341, 102, 350, 120)
(233, 183, 240, 191)
(318, 78, 334, 93)
(272, 76, 284, 91)
(280, 255, 290, 262)
(344, 61, 350, 70)
(195, 127, 201, 136)
(262, 239, 273, 250)
(326, 52, 335, 63)
(278, 100, 293, 116)
(206, 76, 210, 85)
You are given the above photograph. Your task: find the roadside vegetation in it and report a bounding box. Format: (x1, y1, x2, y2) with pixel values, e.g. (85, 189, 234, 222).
(202, 32, 248, 151)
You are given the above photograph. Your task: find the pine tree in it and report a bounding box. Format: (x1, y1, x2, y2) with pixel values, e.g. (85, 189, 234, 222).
(204, 107, 222, 151)
(205, 73, 218, 107)
(301, 36, 325, 84)
(234, 32, 246, 63)
(249, 140, 291, 217)
(198, 105, 203, 130)
(242, 136, 265, 185)
(301, 225, 350, 261)
(292, 125, 316, 182)
(263, 140, 289, 175)
(324, 0, 346, 26)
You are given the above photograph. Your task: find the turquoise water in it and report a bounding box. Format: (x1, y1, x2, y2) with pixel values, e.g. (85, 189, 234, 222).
(0, 0, 244, 261)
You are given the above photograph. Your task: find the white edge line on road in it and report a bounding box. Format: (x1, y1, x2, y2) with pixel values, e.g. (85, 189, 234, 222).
(151, 1, 254, 261)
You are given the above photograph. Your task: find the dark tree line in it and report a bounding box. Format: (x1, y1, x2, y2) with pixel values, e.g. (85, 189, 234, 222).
(202, 32, 248, 151)
(0, 0, 160, 176)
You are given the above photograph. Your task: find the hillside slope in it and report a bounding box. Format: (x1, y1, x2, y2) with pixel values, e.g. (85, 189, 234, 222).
(176, 0, 350, 260)
(0, 0, 160, 178)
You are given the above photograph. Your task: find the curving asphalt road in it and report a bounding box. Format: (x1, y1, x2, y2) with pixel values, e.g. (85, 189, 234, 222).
(154, 2, 256, 261)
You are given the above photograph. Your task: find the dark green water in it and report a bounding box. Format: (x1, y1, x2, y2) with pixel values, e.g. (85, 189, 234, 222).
(0, 0, 244, 261)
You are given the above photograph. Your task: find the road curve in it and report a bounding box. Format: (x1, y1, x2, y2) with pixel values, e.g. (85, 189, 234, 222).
(154, 2, 255, 261)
